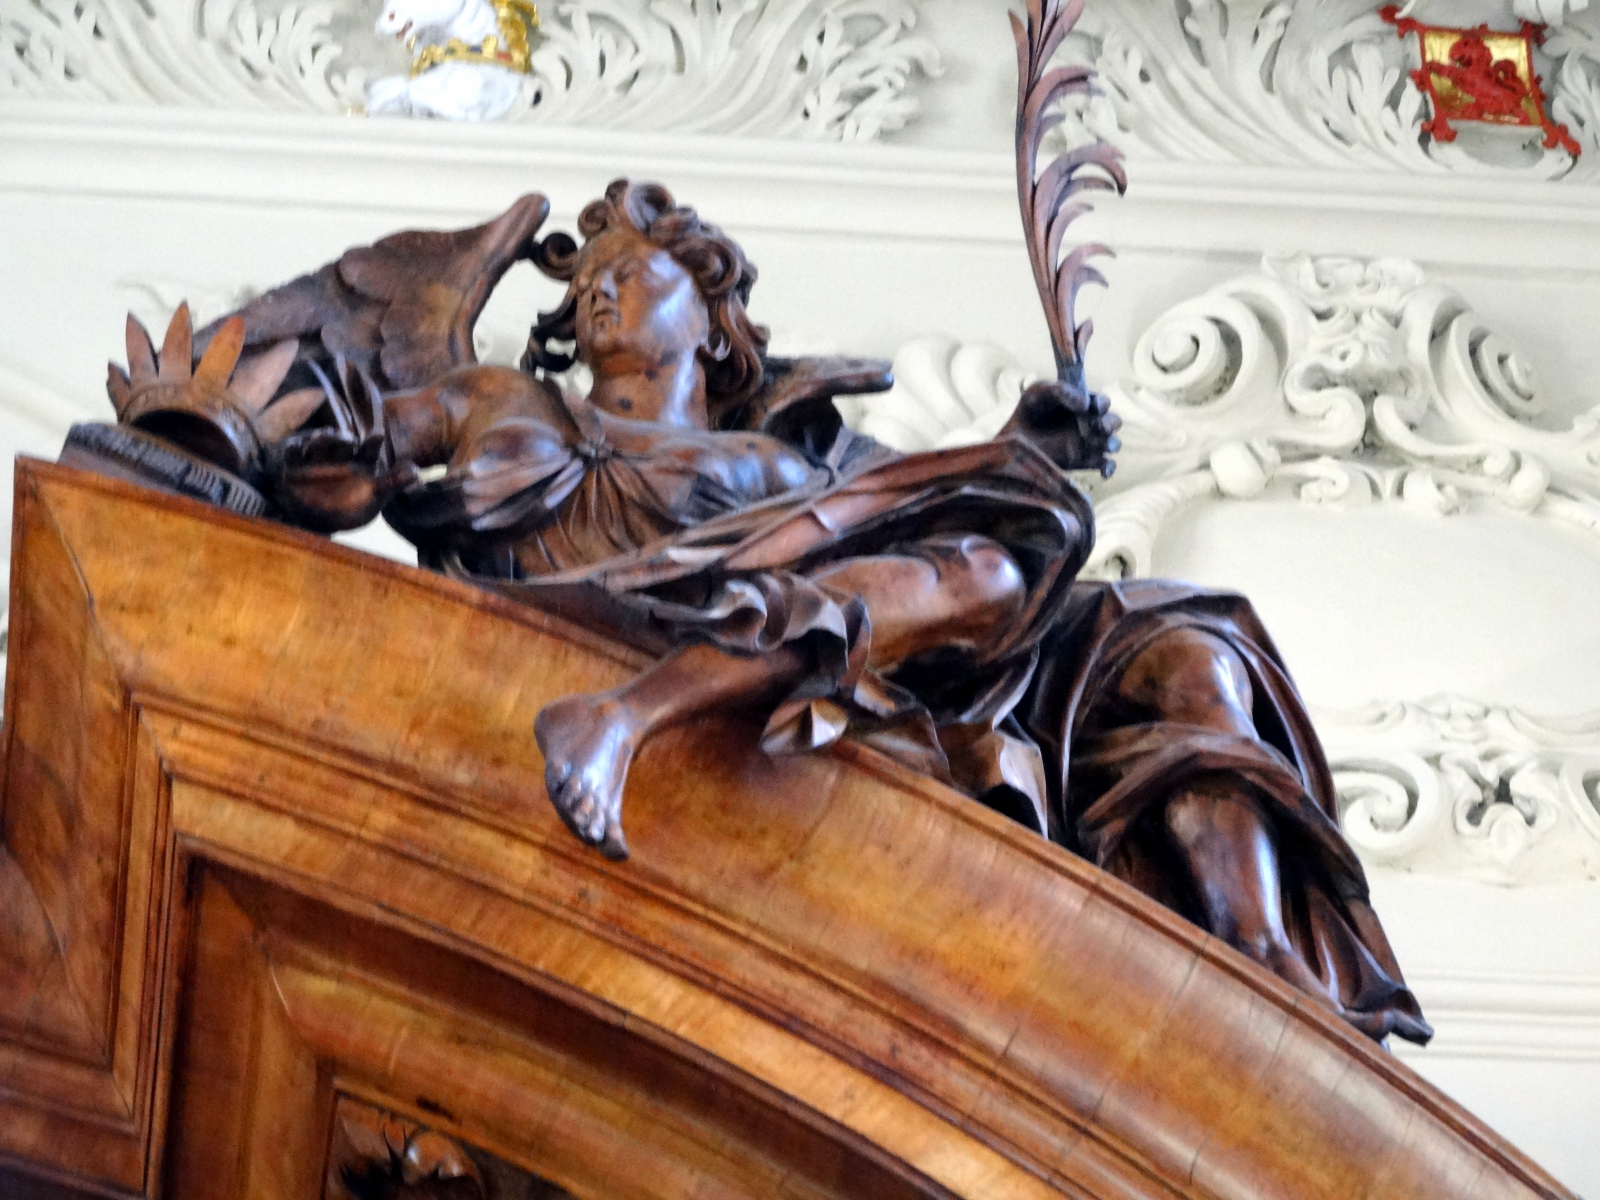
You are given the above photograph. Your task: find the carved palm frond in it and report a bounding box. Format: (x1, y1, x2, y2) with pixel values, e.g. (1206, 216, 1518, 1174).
(1011, 0, 1128, 383)
(107, 304, 317, 476)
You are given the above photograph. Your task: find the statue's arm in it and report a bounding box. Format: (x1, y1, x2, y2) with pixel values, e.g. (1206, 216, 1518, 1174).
(273, 366, 575, 534)
(271, 429, 419, 534)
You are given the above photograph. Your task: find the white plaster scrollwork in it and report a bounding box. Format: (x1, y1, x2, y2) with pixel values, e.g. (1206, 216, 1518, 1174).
(1545, 16, 1600, 169)
(1, 0, 367, 111)
(840, 257, 1600, 583)
(1515, 0, 1591, 26)
(1061, 0, 1600, 180)
(1, 0, 939, 142)
(835, 336, 1036, 452)
(1319, 697, 1600, 884)
(1086, 254, 1600, 579)
(511, 0, 940, 140)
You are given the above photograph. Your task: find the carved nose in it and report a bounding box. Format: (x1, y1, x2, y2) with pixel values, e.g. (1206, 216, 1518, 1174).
(598, 272, 619, 301)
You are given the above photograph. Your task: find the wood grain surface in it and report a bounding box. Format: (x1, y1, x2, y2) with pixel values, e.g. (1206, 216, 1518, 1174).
(0, 460, 1575, 1200)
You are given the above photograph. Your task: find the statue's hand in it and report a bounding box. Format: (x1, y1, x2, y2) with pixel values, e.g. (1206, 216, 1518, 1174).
(1003, 380, 1122, 478)
(270, 428, 418, 533)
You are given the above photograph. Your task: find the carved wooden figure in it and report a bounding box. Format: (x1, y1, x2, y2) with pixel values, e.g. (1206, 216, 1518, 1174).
(329, 1103, 488, 1200)
(47, 0, 1436, 1050)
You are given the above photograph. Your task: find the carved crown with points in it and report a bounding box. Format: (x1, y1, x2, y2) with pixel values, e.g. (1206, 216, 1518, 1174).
(106, 303, 320, 480)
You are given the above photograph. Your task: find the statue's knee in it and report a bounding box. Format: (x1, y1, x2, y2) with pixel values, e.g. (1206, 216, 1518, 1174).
(1141, 628, 1242, 684)
(931, 534, 1025, 613)
(1163, 775, 1261, 847)
(1119, 628, 1253, 730)
(1163, 787, 1210, 846)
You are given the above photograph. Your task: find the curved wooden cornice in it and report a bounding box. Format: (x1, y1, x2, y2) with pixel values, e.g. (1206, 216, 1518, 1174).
(0, 460, 1573, 1200)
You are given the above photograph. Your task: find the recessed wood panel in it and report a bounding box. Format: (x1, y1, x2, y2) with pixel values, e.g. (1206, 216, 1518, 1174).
(164, 864, 950, 1200)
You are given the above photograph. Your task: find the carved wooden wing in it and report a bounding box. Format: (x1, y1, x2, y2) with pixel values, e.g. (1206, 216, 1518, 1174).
(193, 193, 552, 416)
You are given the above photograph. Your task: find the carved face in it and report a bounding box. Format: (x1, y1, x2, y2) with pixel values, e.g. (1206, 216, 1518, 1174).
(572, 224, 711, 389)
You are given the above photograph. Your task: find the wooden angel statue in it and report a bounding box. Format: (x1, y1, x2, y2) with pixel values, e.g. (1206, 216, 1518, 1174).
(69, 0, 1431, 1048)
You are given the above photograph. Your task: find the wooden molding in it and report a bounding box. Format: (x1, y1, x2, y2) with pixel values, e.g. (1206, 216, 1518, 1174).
(0, 459, 1575, 1199)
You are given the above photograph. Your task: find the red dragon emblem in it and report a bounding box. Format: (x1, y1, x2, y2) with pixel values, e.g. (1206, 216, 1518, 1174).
(1380, 6, 1581, 156)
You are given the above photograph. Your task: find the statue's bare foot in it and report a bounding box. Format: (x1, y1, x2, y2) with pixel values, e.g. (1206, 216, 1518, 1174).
(534, 694, 641, 860)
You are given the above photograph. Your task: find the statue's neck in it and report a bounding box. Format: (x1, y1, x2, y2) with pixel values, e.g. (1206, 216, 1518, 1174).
(588, 350, 709, 430)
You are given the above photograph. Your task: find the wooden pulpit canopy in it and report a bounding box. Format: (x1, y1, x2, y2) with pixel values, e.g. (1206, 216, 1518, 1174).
(0, 460, 1572, 1200)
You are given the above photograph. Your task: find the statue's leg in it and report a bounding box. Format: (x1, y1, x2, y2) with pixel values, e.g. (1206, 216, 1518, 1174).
(536, 535, 1025, 858)
(1162, 778, 1334, 1004)
(1112, 628, 1336, 1007)
(537, 642, 810, 858)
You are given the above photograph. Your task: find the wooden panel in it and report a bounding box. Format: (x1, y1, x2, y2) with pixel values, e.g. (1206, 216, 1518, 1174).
(163, 867, 330, 1200)
(0, 460, 1578, 1200)
(0, 468, 132, 1066)
(0, 470, 183, 1195)
(163, 863, 951, 1200)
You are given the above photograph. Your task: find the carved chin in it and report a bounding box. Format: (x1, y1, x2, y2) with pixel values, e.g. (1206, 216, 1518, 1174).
(580, 323, 642, 365)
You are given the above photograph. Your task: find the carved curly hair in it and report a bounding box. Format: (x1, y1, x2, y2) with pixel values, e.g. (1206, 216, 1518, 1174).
(522, 180, 770, 419)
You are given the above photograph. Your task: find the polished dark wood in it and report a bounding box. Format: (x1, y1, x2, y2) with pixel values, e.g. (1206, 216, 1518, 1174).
(0, 461, 1577, 1199)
